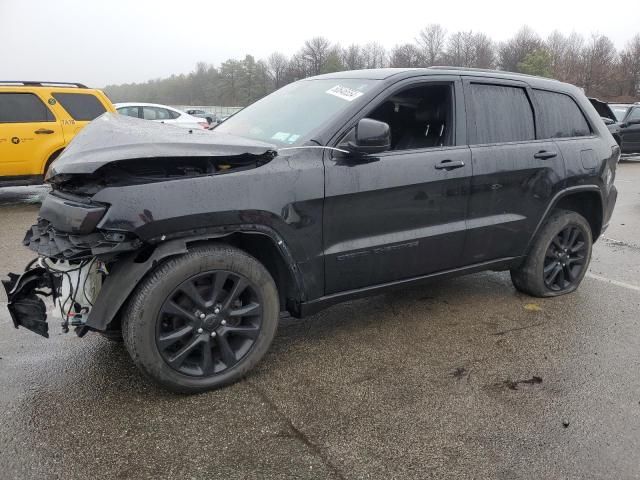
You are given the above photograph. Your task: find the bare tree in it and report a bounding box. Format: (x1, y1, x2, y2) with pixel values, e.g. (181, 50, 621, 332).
(284, 53, 309, 83)
(581, 33, 617, 97)
(417, 24, 447, 66)
(267, 52, 289, 89)
(106, 25, 640, 106)
(389, 44, 424, 68)
(302, 37, 331, 75)
(444, 31, 476, 67)
(545, 31, 585, 85)
(498, 26, 544, 72)
(361, 42, 387, 68)
(443, 31, 494, 68)
(619, 34, 640, 97)
(342, 44, 365, 70)
(473, 33, 495, 68)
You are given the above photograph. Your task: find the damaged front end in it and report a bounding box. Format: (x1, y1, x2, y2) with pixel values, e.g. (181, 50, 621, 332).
(3, 113, 279, 339)
(2, 257, 105, 338)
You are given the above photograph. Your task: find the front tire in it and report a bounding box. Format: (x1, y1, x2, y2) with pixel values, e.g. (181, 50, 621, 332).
(122, 244, 279, 393)
(510, 209, 592, 297)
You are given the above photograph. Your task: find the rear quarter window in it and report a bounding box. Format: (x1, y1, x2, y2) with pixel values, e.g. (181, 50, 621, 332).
(469, 83, 535, 144)
(52, 92, 107, 121)
(534, 90, 591, 138)
(0, 93, 55, 123)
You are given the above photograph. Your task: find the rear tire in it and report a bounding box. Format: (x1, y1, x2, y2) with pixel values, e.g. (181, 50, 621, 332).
(510, 209, 592, 297)
(122, 244, 279, 393)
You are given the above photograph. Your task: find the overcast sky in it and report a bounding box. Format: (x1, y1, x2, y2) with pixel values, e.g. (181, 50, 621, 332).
(1, 0, 638, 88)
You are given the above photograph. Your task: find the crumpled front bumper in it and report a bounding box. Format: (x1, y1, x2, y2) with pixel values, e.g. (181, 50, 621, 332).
(2, 266, 57, 338)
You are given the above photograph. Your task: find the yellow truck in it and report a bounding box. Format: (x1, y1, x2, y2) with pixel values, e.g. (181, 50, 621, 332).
(0, 81, 115, 186)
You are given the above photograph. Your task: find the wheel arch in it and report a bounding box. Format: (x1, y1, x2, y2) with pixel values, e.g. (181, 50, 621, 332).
(86, 228, 304, 333)
(185, 231, 304, 312)
(529, 187, 604, 250)
(42, 147, 64, 176)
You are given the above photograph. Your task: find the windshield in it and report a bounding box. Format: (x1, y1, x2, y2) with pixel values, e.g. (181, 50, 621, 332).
(610, 105, 631, 122)
(214, 79, 378, 146)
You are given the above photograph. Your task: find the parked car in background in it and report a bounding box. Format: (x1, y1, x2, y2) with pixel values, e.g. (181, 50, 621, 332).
(610, 103, 632, 122)
(4, 68, 618, 393)
(589, 99, 640, 155)
(115, 103, 209, 130)
(0, 81, 115, 186)
(610, 103, 640, 155)
(184, 108, 217, 125)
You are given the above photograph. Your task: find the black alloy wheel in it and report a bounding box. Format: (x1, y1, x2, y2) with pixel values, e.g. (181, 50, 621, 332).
(543, 226, 588, 291)
(156, 270, 263, 377)
(510, 209, 593, 298)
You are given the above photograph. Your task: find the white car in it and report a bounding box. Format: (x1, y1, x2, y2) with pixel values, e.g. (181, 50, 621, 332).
(114, 102, 210, 130)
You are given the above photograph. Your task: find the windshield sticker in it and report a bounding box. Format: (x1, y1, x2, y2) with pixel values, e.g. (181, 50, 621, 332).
(271, 132, 291, 142)
(326, 85, 364, 102)
(287, 134, 301, 144)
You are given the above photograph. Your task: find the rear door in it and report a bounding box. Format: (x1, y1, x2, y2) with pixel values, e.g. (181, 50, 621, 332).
(0, 91, 64, 177)
(52, 91, 108, 142)
(462, 78, 565, 264)
(323, 76, 472, 293)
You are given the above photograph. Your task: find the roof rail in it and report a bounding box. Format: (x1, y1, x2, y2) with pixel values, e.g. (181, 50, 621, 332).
(0, 81, 88, 88)
(428, 66, 556, 80)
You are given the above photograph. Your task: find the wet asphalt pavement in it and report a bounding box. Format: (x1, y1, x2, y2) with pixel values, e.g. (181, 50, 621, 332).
(1, 161, 640, 479)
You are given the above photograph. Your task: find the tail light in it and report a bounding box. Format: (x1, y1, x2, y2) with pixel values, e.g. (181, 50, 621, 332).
(198, 122, 209, 129)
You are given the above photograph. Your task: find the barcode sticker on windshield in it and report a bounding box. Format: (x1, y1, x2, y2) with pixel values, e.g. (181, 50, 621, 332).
(326, 85, 364, 102)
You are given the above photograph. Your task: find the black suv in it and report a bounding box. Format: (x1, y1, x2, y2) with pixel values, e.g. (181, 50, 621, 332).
(3, 68, 619, 393)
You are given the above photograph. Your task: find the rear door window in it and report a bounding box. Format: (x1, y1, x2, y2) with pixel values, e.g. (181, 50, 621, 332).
(143, 107, 173, 120)
(52, 93, 107, 121)
(534, 90, 591, 138)
(469, 83, 535, 144)
(0, 93, 55, 123)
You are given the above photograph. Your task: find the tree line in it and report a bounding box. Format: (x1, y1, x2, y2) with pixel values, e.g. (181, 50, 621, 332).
(104, 25, 640, 107)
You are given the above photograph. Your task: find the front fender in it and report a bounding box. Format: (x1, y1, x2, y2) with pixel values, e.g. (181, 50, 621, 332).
(86, 228, 304, 331)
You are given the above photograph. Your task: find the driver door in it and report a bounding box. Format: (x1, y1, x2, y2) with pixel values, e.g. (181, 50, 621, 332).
(322, 77, 472, 294)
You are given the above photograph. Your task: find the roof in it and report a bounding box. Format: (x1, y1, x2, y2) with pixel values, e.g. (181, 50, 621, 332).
(307, 67, 571, 92)
(0, 81, 88, 88)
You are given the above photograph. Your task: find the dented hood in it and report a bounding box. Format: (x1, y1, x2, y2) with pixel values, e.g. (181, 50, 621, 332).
(47, 113, 277, 178)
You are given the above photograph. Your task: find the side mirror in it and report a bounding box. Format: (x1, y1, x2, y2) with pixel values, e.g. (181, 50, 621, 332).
(347, 118, 391, 155)
(601, 117, 615, 125)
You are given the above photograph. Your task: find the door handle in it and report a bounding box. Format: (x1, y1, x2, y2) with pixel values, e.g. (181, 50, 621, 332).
(533, 150, 558, 160)
(435, 159, 465, 170)
(34, 129, 55, 135)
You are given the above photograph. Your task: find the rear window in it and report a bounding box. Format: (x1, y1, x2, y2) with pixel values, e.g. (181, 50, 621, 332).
(0, 93, 55, 123)
(52, 93, 107, 121)
(469, 83, 535, 144)
(535, 90, 591, 138)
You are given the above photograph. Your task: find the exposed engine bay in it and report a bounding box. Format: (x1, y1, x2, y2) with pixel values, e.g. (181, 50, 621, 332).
(50, 154, 275, 196)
